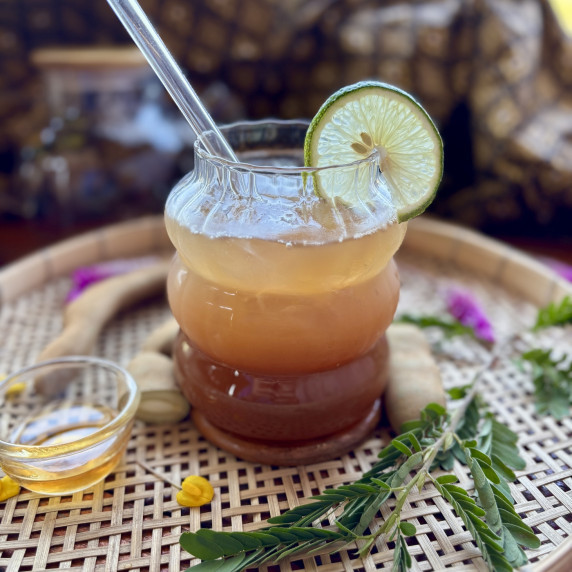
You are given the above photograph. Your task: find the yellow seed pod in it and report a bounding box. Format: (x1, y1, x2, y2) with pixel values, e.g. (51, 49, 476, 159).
(0, 475, 21, 502)
(176, 475, 214, 507)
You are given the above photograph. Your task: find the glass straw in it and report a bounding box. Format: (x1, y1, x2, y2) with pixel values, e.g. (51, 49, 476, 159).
(106, 0, 238, 162)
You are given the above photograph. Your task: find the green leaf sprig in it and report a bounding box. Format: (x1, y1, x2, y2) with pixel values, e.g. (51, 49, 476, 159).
(533, 295, 572, 330)
(517, 296, 572, 418)
(180, 383, 539, 571)
(519, 349, 572, 419)
(405, 294, 572, 419)
(397, 314, 477, 339)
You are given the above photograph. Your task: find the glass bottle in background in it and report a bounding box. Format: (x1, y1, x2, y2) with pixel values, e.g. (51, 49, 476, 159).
(17, 47, 192, 228)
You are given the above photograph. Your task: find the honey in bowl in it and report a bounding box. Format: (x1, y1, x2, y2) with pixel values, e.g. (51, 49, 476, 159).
(0, 357, 140, 496)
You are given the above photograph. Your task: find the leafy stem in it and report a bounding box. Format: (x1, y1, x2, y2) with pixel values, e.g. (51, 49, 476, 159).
(180, 368, 539, 572)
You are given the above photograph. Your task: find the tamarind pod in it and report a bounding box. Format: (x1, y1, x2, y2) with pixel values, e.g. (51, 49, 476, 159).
(34, 259, 170, 395)
(141, 317, 179, 356)
(127, 351, 190, 424)
(37, 259, 171, 363)
(384, 323, 446, 433)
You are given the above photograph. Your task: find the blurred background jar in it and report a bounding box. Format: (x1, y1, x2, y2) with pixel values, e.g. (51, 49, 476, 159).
(14, 46, 194, 228)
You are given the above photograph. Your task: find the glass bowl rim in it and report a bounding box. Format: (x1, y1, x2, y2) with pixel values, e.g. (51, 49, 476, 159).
(0, 355, 140, 457)
(194, 118, 380, 174)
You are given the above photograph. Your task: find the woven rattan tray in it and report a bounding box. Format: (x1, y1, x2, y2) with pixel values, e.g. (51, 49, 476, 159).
(1, 215, 571, 571)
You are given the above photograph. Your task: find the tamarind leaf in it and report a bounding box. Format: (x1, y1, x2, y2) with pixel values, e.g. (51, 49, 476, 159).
(490, 421, 526, 471)
(478, 416, 493, 437)
(490, 417, 519, 443)
(390, 451, 424, 489)
(498, 508, 535, 535)
(267, 500, 332, 526)
(335, 485, 366, 497)
(338, 496, 371, 529)
(180, 532, 226, 560)
(465, 449, 503, 533)
(391, 439, 413, 457)
(266, 528, 302, 543)
(371, 447, 404, 469)
(504, 523, 541, 549)
(181, 385, 535, 572)
(393, 431, 422, 453)
(397, 314, 476, 339)
(391, 532, 413, 571)
(466, 510, 488, 531)
(311, 491, 353, 502)
(334, 520, 355, 535)
(456, 498, 486, 517)
(424, 402, 447, 417)
(437, 452, 456, 471)
(476, 460, 501, 485)
(496, 502, 540, 550)
(194, 529, 248, 555)
(533, 295, 572, 330)
(281, 527, 321, 541)
(351, 482, 383, 492)
(493, 476, 514, 502)
(501, 526, 528, 567)
(491, 455, 516, 482)
(184, 553, 247, 572)
(433, 478, 511, 570)
(447, 384, 472, 400)
(443, 483, 471, 498)
(370, 478, 392, 491)
(274, 539, 323, 563)
(492, 487, 515, 512)
(456, 399, 482, 440)
(224, 532, 262, 551)
(520, 347, 572, 420)
(355, 488, 393, 536)
(357, 536, 376, 558)
(210, 553, 249, 572)
(399, 522, 417, 536)
(489, 551, 516, 572)
(399, 419, 426, 432)
(246, 531, 287, 546)
(435, 474, 458, 485)
(478, 525, 503, 544)
(406, 432, 422, 452)
(469, 448, 492, 466)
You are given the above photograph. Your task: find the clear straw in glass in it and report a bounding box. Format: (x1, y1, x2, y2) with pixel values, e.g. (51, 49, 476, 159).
(106, 0, 238, 162)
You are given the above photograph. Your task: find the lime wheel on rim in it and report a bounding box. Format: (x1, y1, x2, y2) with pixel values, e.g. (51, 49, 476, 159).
(304, 81, 444, 222)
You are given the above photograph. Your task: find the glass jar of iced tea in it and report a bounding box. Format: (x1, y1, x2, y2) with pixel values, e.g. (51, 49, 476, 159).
(165, 120, 406, 465)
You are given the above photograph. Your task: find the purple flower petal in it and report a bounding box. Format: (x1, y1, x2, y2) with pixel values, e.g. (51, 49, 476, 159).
(446, 288, 495, 343)
(66, 256, 159, 302)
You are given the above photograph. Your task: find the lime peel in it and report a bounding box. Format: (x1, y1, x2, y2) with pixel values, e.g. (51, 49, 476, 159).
(304, 81, 443, 222)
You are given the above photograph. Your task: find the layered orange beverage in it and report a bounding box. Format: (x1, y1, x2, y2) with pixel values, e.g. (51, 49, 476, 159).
(165, 84, 442, 464)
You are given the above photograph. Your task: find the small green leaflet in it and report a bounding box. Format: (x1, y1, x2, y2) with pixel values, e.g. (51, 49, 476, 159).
(396, 314, 476, 339)
(534, 296, 572, 330)
(520, 348, 572, 419)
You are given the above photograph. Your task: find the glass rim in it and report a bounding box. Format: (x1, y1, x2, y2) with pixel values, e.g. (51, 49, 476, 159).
(194, 118, 380, 174)
(0, 355, 140, 456)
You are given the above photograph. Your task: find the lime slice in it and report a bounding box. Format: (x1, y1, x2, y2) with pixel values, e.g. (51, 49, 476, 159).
(304, 81, 443, 222)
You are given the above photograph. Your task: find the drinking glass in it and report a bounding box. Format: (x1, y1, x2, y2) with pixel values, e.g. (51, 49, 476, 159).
(165, 120, 406, 465)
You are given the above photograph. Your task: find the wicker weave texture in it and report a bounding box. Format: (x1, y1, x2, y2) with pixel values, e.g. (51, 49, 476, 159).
(0, 217, 571, 571)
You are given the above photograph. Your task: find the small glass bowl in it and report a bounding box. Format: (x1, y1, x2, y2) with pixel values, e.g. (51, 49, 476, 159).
(0, 356, 140, 496)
